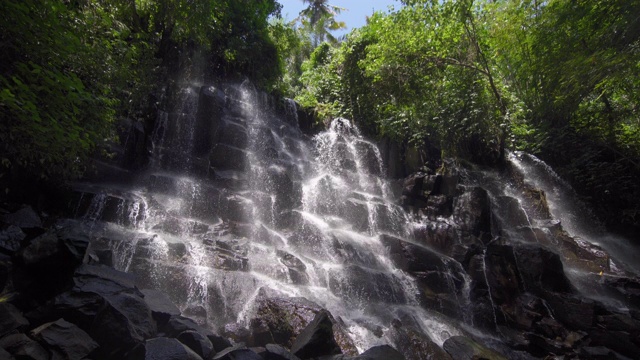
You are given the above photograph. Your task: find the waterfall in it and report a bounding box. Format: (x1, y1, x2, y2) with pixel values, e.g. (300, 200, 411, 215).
(69, 81, 640, 358)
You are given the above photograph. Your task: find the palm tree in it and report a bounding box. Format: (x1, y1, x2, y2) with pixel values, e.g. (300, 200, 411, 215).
(297, 0, 346, 46)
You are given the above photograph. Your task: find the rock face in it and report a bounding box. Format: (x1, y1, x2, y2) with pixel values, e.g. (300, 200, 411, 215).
(9, 78, 639, 360)
(400, 158, 640, 359)
(290, 311, 342, 359)
(30, 319, 98, 360)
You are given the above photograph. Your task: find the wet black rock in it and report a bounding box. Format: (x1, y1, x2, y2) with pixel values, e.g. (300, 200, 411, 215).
(0, 225, 25, 254)
(177, 330, 214, 359)
(17, 227, 90, 299)
(212, 343, 262, 360)
(0, 253, 11, 294)
(50, 265, 157, 355)
(443, 336, 506, 360)
(452, 186, 491, 242)
(210, 144, 248, 172)
(0, 205, 42, 229)
(30, 318, 98, 360)
(578, 346, 616, 359)
(513, 246, 574, 294)
(130, 337, 204, 360)
(357, 345, 405, 360)
(387, 324, 451, 360)
(0, 333, 49, 360)
(291, 310, 342, 359)
(0, 303, 29, 337)
(263, 343, 301, 360)
(141, 288, 181, 325)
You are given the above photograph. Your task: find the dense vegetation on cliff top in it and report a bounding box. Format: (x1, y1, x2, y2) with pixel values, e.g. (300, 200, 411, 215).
(1, 0, 639, 232)
(293, 0, 640, 233)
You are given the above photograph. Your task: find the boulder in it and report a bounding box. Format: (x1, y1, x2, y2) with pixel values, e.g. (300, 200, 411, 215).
(0, 348, 12, 360)
(177, 330, 214, 359)
(578, 346, 616, 359)
(52, 265, 157, 354)
(0, 253, 10, 292)
(588, 329, 640, 359)
(72, 264, 141, 296)
(452, 187, 491, 241)
(250, 294, 321, 347)
(379, 234, 446, 273)
(216, 120, 249, 149)
(17, 228, 89, 298)
(193, 85, 226, 156)
(210, 144, 248, 171)
(31, 319, 99, 360)
(291, 310, 342, 359)
(484, 245, 522, 306)
(387, 324, 451, 360)
(212, 344, 262, 360)
(544, 293, 594, 331)
(0, 206, 42, 229)
(327, 265, 407, 305)
(0, 303, 29, 337)
(513, 246, 574, 294)
(442, 336, 507, 360)
(263, 344, 301, 360)
(402, 173, 426, 199)
(357, 345, 405, 360)
(0, 333, 48, 360)
(130, 337, 203, 360)
(163, 316, 213, 338)
(353, 140, 383, 176)
(141, 288, 181, 325)
(0, 225, 25, 254)
(90, 291, 157, 351)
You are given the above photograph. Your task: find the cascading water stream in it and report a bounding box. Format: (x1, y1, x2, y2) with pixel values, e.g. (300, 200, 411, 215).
(72, 80, 468, 352)
(508, 151, 640, 275)
(68, 77, 640, 358)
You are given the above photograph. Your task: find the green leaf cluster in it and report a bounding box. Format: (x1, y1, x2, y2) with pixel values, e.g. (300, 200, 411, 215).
(0, 0, 285, 182)
(295, 0, 640, 229)
(0, 0, 153, 179)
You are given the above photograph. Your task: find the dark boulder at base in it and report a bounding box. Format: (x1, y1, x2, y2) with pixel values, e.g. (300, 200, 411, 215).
(212, 343, 263, 360)
(16, 227, 90, 299)
(30, 318, 98, 360)
(129, 337, 203, 360)
(0, 303, 29, 337)
(0, 333, 49, 360)
(263, 343, 301, 360)
(0, 225, 25, 254)
(442, 336, 507, 360)
(0, 348, 12, 360)
(50, 265, 157, 356)
(248, 292, 357, 355)
(513, 246, 574, 294)
(177, 330, 214, 359)
(163, 315, 231, 353)
(387, 324, 451, 360)
(291, 310, 342, 359)
(0, 205, 42, 229)
(357, 345, 406, 360)
(141, 288, 181, 325)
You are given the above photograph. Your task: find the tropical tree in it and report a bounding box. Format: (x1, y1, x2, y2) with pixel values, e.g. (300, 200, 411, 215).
(298, 0, 346, 46)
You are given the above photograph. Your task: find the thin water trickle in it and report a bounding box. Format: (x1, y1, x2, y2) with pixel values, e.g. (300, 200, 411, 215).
(509, 151, 640, 275)
(481, 248, 499, 331)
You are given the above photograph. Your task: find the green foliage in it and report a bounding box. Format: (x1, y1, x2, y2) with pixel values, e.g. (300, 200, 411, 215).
(296, 0, 640, 229)
(0, 0, 149, 179)
(0, 0, 284, 181)
(297, 2, 505, 162)
(298, 0, 347, 46)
